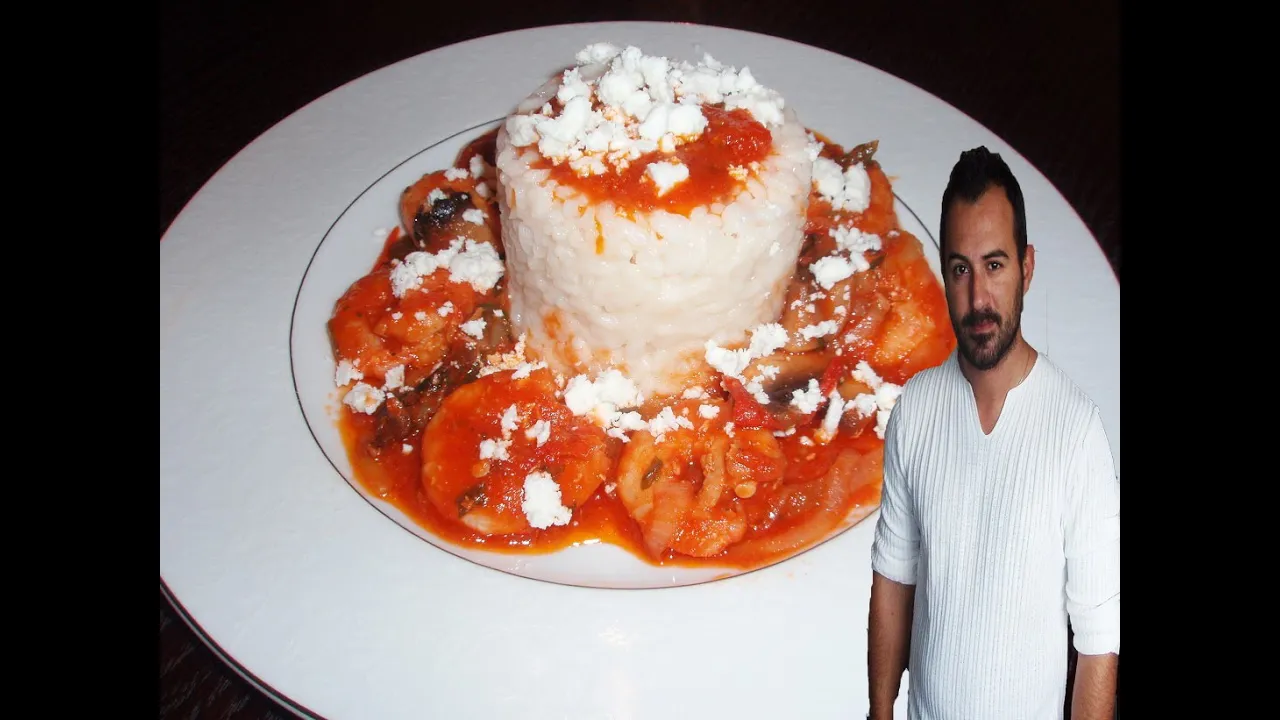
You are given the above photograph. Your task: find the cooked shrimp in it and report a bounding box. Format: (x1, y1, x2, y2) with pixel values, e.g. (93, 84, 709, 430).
(328, 264, 480, 387)
(615, 412, 787, 558)
(728, 444, 882, 559)
(396, 170, 501, 258)
(421, 369, 613, 535)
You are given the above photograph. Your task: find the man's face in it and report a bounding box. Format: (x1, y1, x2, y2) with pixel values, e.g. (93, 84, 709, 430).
(942, 186, 1034, 371)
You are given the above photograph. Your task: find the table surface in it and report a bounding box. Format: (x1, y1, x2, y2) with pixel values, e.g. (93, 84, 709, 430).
(159, 1, 1120, 717)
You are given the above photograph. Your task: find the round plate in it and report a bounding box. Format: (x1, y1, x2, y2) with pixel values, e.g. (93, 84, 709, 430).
(160, 21, 1120, 720)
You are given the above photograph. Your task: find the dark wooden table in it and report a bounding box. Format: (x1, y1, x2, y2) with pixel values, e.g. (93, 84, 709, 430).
(159, 1, 1120, 717)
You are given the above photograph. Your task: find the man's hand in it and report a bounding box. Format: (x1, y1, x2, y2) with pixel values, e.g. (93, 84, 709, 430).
(1070, 652, 1118, 720)
(868, 571, 915, 719)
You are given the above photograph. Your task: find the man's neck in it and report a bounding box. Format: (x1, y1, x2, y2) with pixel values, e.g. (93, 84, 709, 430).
(960, 337, 1038, 404)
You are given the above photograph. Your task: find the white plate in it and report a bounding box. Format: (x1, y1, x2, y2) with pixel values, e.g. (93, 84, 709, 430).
(160, 21, 1120, 720)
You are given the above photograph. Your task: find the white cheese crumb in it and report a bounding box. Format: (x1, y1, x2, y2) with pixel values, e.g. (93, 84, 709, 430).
(521, 471, 572, 529)
(479, 437, 512, 462)
(511, 361, 548, 380)
(812, 157, 872, 213)
(460, 318, 487, 340)
(563, 369, 645, 432)
(390, 238, 504, 297)
(799, 320, 841, 341)
(414, 310, 429, 322)
(402, 443, 414, 454)
(809, 255, 855, 290)
(469, 154, 486, 178)
(526, 419, 552, 447)
(646, 160, 690, 196)
(462, 208, 487, 225)
(681, 386, 709, 400)
(438, 301, 454, 316)
(698, 404, 720, 419)
(382, 364, 405, 391)
(790, 378, 822, 414)
(444, 167, 470, 181)
(343, 382, 385, 415)
(335, 359, 363, 386)
(390, 312, 403, 321)
(500, 404, 521, 435)
(427, 188, 448, 206)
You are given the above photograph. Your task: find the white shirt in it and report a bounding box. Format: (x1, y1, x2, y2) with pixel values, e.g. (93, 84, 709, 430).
(871, 350, 1119, 720)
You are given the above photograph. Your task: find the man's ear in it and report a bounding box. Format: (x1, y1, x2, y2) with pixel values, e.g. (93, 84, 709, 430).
(1022, 244, 1035, 292)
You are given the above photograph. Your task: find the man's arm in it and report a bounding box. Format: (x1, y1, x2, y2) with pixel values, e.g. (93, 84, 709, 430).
(869, 572, 915, 718)
(1071, 652, 1118, 720)
(1064, 409, 1120, 719)
(868, 407, 919, 719)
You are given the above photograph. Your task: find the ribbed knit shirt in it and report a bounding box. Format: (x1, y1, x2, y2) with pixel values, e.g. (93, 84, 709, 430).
(871, 350, 1120, 720)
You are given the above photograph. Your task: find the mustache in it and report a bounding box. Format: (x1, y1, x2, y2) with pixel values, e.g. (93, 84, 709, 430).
(963, 310, 1002, 328)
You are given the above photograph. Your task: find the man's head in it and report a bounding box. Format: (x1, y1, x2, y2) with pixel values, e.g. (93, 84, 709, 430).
(939, 147, 1034, 371)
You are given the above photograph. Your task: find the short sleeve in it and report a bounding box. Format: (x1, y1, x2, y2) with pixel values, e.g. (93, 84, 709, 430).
(1064, 408, 1120, 655)
(871, 396, 920, 585)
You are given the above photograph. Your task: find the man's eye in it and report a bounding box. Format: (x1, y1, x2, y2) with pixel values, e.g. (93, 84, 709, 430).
(987, 261, 1002, 271)
(952, 265, 968, 276)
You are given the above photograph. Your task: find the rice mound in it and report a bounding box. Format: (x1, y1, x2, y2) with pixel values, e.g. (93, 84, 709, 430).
(494, 47, 814, 398)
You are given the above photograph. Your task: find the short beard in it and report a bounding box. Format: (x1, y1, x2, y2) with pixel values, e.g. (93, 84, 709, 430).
(954, 284, 1024, 371)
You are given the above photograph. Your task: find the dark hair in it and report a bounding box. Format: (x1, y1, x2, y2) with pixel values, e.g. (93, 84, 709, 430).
(939, 146, 1028, 261)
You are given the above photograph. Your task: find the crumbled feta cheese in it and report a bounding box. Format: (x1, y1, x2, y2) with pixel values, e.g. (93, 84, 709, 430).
(830, 225, 882, 255)
(748, 323, 788, 358)
(414, 310, 429, 322)
(438, 302, 454, 317)
(563, 369, 645, 432)
(526, 419, 552, 447)
(790, 378, 822, 414)
(479, 437, 511, 462)
(723, 421, 735, 437)
(383, 364, 405, 391)
(444, 167, 470, 181)
(335, 359, 363, 386)
(844, 360, 903, 439)
(704, 341, 753, 378)
(817, 390, 846, 442)
(812, 157, 872, 213)
(521, 471, 572, 529)
(390, 239, 504, 296)
(681, 386, 709, 400)
(475, 182, 491, 198)
(511, 361, 548, 380)
(809, 255, 855, 290)
(402, 443, 414, 454)
(799, 436, 814, 446)
(799, 320, 841, 341)
(648, 406, 695, 441)
(506, 44, 785, 175)
(744, 378, 771, 405)
(427, 188, 448, 206)
(462, 208, 487, 225)
(698, 404, 720, 419)
(390, 312, 403, 321)
(469, 154, 486, 178)
(500, 404, 521, 435)
(460, 318, 487, 340)
(646, 160, 690, 195)
(757, 365, 780, 381)
(343, 382, 385, 415)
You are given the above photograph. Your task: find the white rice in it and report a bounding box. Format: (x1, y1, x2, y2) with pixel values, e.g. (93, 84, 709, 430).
(494, 56, 814, 399)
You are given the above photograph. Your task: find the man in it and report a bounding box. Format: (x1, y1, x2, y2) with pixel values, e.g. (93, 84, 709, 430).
(866, 147, 1119, 719)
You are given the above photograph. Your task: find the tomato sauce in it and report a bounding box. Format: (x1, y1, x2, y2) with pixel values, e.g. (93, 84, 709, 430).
(539, 106, 772, 217)
(330, 125, 957, 572)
